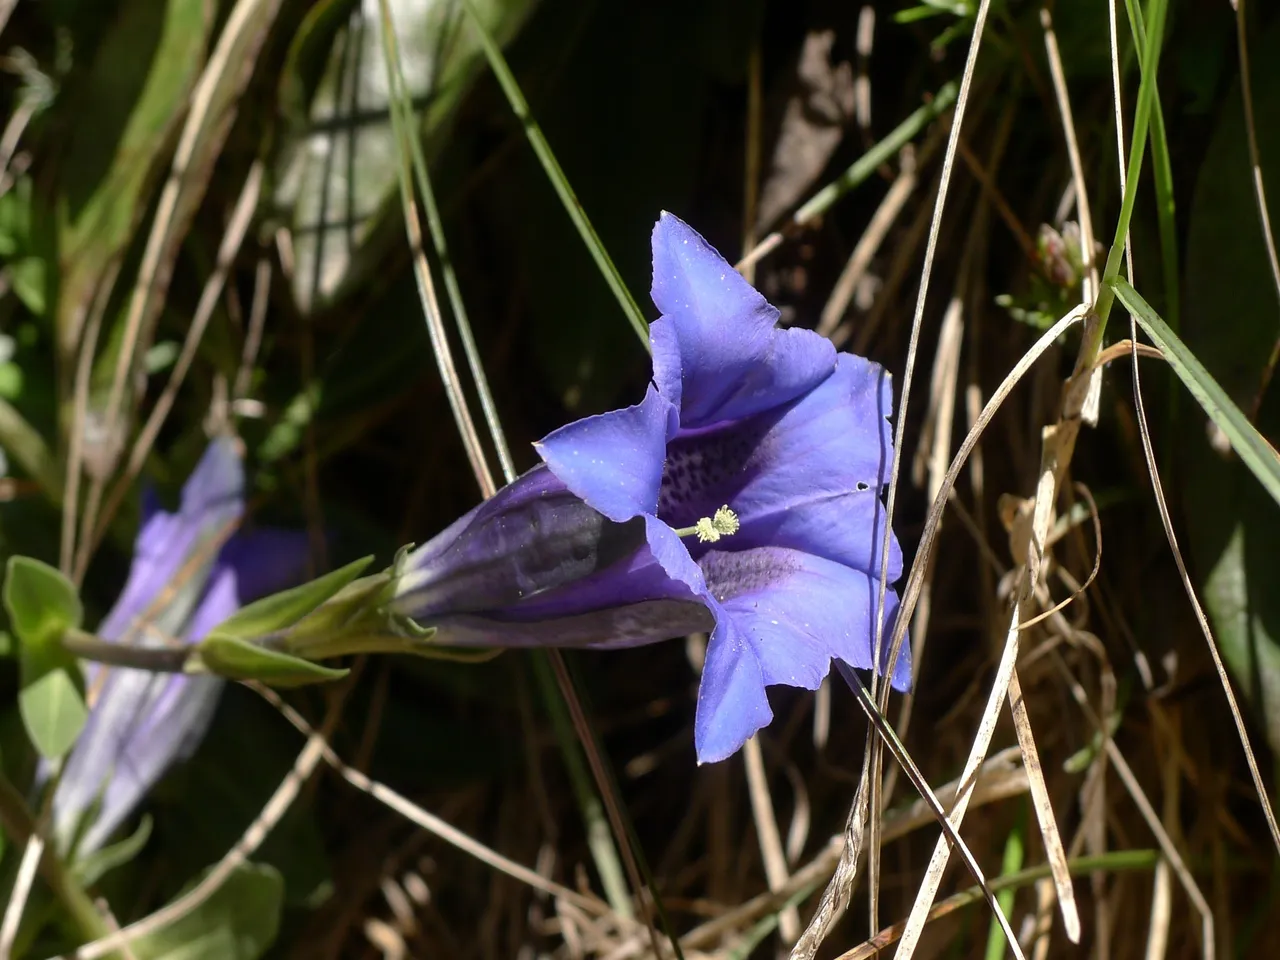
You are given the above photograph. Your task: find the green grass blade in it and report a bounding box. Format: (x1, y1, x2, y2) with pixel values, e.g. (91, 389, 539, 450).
(793, 80, 958, 226)
(1122, 0, 1179, 335)
(460, 0, 649, 348)
(379, 0, 517, 482)
(983, 808, 1026, 960)
(1111, 277, 1280, 508)
(530, 654, 633, 918)
(1093, 0, 1169, 346)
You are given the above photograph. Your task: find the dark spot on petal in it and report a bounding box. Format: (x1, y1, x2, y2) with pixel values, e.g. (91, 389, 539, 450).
(698, 547, 802, 599)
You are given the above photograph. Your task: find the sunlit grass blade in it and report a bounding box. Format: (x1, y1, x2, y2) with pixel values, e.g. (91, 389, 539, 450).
(459, 0, 649, 347)
(375, 0, 659, 935)
(1093, 0, 1168, 345)
(1111, 277, 1280, 507)
(1121, 0, 1179, 335)
(377, 0, 518, 482)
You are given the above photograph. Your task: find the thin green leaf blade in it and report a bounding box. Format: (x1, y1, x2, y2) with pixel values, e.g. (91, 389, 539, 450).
(1111, 277, 1280, 507)
(72, 815, 153, 887)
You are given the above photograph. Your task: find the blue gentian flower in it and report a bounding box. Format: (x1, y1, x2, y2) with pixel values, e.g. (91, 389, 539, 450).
(53, 438, 310, 854)
(394, 213, 905, 763)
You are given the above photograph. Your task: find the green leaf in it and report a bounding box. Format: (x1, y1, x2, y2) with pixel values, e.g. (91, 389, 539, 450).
(1110, 278, 1280, 508)
(203, 557, 373, 642)
(129, 862, 284, 960)
(1180, 17, 1280, 754)
(56, 0, 214, 359)
(72, 815, 152, 887)
(4, 556, 83, 647)
(17, 670, 89, 761)
(196, 635, 348, 687)
(4, 557, 88, 759)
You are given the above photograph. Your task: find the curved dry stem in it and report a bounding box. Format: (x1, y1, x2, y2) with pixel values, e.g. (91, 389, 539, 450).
(866, 0, 994, 940)
(1235, 0, 1280, 419)
(1126, 328, 1280, 857)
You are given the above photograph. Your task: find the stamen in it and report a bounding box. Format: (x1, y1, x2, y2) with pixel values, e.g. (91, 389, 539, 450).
(674, 506, 740, 543)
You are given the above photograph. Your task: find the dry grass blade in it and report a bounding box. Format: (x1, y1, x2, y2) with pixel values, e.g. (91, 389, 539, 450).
(836, 666, 1026, 960)
(836, 851, 1159, 960)
(744, 736, 800, 944)
(1142, 732, 1180, 960)
(1119, 300, 1280, 855)
(1041, 6, 1098, 298)
(378, 2, 494, 499)
(1006, 667, 1081, 942)
(91, 162, 265, 560)
(792, 303, 1080, 957)
(891, 601, 1025, 960)
(0, 834, 44, 959)
(679, 748, 1027, 954)
(73, 0, 286, 582)
(64, 734, 327, 960)
(258, 688, 605, 918)
(59, 261, 115, 574)
(232, 256, 272, 404)
(883, 290, 964, 807)
(867, 0, 994, 940)
(1052, 655, 1215, 957)
(788, 747, 872, 960)
(817, 147, 918, 337)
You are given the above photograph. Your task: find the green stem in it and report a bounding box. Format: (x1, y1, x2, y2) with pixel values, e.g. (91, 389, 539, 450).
(530, 654, 633, 919)
(61, 628, 192, 673)
(793, 80, 958, 226)
(1091, 0, 1169, 356)
(0, 773, 112, 948)
(376, 0, 518, 483)
(458, 0, 650, 348)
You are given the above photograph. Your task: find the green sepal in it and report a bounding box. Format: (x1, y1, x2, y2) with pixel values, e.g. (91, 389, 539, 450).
(204, 557, 374, 643)
(195, 634, 349, 687)
(72, 815, 153, 887)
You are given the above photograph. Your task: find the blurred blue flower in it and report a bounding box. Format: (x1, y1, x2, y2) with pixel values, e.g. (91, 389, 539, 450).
(53, 438, 310, 854)
(394, 213, 905, 764)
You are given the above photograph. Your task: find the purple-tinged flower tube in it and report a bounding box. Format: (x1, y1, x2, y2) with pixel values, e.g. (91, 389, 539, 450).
(53, 438, 310, 854)
(393, 213, 906, 764)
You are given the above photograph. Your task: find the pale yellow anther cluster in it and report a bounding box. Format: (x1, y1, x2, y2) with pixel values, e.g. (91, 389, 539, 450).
(694, 506, 740, 543)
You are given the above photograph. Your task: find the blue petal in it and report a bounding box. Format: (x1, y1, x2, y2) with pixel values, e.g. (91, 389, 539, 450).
(695, 618, 772, 764)
(98, 438, 245, 644)
(496, 515, 707, 620)
(702, 547, 910, 690)
(658, 353, 901, 577)
(692, 546, 909, 763)
(431, 599, 714, 650)
(649, 213, 835, 427)
(535, 385, 676, 522)
(396, 467, 650, 621)
(58, 671, 222, 854)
